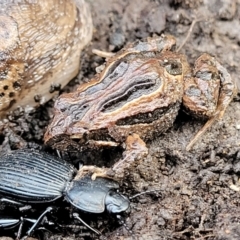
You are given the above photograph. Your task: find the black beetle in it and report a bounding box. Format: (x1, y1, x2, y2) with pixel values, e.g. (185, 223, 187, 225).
(0, 149, 130, 237)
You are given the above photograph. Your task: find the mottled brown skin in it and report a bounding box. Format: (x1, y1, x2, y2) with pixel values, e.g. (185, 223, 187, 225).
(45, 34, 236, 179)
(45, 35, 185, 149)
(183, 53, 236, 150)
(76, 133, 148, 181)
(0, 0, 92, 117)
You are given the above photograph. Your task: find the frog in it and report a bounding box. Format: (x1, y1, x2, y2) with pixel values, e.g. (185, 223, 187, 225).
(44, 34, 236, 181)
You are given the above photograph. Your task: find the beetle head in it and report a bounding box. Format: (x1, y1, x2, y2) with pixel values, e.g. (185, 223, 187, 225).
(105, 190, 130, 214)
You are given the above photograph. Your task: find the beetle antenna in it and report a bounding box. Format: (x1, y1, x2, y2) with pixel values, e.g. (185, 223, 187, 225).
(130, 189, 162, 199)
(73, 213, 101, 235)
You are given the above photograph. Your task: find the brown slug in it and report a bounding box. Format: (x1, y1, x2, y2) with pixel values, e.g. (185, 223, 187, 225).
(0, 0, 92, 117)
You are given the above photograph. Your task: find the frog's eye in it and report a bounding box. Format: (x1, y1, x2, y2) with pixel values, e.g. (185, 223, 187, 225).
(163, 60, 182, 76)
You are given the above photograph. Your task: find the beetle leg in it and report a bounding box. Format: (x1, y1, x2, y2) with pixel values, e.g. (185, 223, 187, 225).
(73, 213, 101, 235)
(26, 206, 53, 236)
(116, 214, 132, 234)
(0, 198, 32, 213)
(0, 198, 30, 212)
(0, 215, 41, 239)
(16, 217, 24, 240)
(0, 198, 23, 206)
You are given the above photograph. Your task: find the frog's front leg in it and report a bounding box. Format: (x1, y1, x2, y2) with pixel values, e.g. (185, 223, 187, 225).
(183, 53, 236, 151)
(77, 134, 148, 181)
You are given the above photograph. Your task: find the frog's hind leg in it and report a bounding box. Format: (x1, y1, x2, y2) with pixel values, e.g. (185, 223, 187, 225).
(75, 134, 148, 181)
(109, 133, 148, 181)
(186, 115, 218, 151)
(186, 59, 236, 151)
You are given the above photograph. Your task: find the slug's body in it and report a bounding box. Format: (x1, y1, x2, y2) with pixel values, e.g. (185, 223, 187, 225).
(0, 0, 92, 117)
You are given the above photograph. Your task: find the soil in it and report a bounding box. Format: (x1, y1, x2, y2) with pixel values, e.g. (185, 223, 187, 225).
(1, 0, 240, 240)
